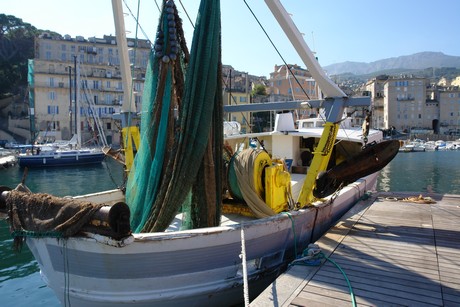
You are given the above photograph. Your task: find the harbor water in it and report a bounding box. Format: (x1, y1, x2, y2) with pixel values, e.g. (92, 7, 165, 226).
(0, 151, 459, 306)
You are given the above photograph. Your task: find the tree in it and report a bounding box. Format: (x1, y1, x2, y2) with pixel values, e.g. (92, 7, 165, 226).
(0, 14, 39, 96)
(251, 84, 267, 96)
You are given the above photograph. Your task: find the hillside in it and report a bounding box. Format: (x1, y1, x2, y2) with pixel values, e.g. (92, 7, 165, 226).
(324, 52, 460, 76)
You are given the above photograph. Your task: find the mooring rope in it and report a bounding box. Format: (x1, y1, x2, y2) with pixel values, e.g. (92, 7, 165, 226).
(240, 225, 250, 307)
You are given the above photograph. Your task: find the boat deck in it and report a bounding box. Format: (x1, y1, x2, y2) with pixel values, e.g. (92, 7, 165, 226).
(252, 192, 460, 306)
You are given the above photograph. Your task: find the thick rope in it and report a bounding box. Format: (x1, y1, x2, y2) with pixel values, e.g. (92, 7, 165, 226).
(233, 149, 276, 218)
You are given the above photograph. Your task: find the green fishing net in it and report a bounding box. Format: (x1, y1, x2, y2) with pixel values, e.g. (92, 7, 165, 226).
(126, 0, 222, 232)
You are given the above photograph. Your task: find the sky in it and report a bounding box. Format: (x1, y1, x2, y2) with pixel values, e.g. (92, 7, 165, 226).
(1, 0, 459, 77)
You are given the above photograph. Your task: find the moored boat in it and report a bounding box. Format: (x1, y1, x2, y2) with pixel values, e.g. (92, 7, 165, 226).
(17, 138, 105, 168)
(17, 147, 105, 167)
(0, 148, 17, 168)
(0, 0, 400, 306)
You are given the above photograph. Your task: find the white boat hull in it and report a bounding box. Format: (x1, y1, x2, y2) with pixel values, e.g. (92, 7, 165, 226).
(26, 173, 377, 306)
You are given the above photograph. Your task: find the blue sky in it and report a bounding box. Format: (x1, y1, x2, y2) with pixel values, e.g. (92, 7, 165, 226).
(2, 0, 459, 77)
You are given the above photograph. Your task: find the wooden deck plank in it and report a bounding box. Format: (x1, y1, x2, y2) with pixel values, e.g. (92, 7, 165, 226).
(315, 267, 442, 293)
(251, 193, 460, 306)
(298, 285, 395, 307)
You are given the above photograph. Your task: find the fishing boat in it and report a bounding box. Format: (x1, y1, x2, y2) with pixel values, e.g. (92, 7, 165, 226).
(0, 0, 399, 306)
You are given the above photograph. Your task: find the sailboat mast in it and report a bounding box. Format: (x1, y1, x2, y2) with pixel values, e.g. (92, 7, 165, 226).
(76, 58, 82, 147)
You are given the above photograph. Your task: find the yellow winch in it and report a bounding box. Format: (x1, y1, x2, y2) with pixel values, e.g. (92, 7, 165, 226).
(226, 149, 291, 215)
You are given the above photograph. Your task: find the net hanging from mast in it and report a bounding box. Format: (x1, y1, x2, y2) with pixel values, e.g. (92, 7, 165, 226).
(126, 0, 223, 232)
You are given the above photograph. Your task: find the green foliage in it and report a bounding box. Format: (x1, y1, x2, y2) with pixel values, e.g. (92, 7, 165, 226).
(0, 14, 40, 95)
(251, 84, 267, 96)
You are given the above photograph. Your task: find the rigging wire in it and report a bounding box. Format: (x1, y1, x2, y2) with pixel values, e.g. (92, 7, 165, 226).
(242, 0, 311, 101)
(242, 0, 363, 134)
(178, 0, 195, 29)
(122, 0, 153, 47)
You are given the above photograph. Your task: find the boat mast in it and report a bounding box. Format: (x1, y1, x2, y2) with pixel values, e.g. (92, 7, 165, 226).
(111, 0, 136, 114)
(264, 0, 370, 207)
(111, 0, 140, 172)
(76, 58, 82, 147)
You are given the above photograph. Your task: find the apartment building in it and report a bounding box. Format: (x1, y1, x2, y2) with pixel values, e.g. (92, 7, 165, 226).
(268, 64, 320, 120)
(30, 33, 151, 146)
(384, 77, 428, 132)
(439, 87, 460, 133)
(365, 75, 460, 135)
(363, 75, 387, 129)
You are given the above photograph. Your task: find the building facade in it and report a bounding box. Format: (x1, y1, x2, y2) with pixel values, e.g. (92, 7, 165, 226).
(30, 33, 151, 146)
(439, 87, 460, 134)
(268, 64, 320, 120)
(365, 75, 460, 135)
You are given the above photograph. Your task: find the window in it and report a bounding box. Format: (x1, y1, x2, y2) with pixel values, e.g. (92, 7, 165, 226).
(239, 97, 247, 103)
(49, 78, 55, 87)
(107, 122, 112, 130)
(106, 81, 111, 89)
(48, 91, 56, 100)
(105, 94, 112, 104)
(47, 105, 59, 114)
(135, 95, 142, 106)
(46, 121, 60, 131)
(93, 80, 99, 89)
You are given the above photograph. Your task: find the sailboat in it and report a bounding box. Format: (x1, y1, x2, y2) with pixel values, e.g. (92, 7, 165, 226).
(0, 0, 399, 306)
(17, 59, 106, 168)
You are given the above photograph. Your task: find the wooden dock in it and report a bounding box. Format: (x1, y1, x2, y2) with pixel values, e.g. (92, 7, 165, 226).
(252, 192, 460, 306)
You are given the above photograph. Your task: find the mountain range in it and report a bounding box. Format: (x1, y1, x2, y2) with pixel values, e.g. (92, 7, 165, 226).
(323, 52, 460, 76)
